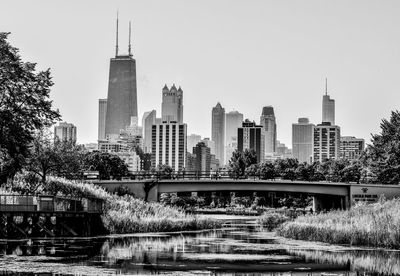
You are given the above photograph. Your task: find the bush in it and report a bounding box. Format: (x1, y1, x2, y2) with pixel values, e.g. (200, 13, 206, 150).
(258, 211, 289, 231)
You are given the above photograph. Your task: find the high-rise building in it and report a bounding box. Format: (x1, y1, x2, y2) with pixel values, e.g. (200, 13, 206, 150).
(142, 110, 156, 153)
(340, 136, 365, 161)
(225, 110, 243, 162)
(292, 118, 314, 164)
(98, 99, 107, 140)
(192, 142, 211, 174)
(54, 122, 77, 144)
(238, 120, 265, 164)
(201, 138, 215, 155)
(276, 141, 292, 158)
(105, 19, 138, 140)
(225, 110, 243, 146)
(313, 122, 341, 162)
(322, 79, 335, 125)
(161, 84, 183, 123)
(187, 134, 202, 153)
(260, 106, 277, 156)
(116, 151, 141, 173)
(151, 122, 187, 171)
(212, 103, 225, 165)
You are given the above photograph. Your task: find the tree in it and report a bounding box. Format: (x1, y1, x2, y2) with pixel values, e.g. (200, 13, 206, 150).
(274, 158, 299, 180)
(258, 161, 276, 180)
(228, 149, 257, 179)
(156, 164, 173, 179)
(362, 111, 400, 184)
(83, 152, 128, 180)
(0, 33, 60, 182)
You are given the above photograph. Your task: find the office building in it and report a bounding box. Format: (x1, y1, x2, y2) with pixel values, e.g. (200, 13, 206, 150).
(187, 134, 202, 153)
(238, 120, 265, 164)
(260, 106, 277, 156)
(313, 122, 341, 162)
(322, 79, 335, 125)
(276, 141, 292, 159)
(142, 110, 156, 153)
(340, 136, 365, 161)
(292, 118, 314, 163)
(151, 122, 187, 171)
(192, 142, 211, 174)
(54, 122, 77, 144)
(212, 103, 225, 165)
(225, 110, 243, 162)
(98, 99, 107, 140)
(161, 84, 183, 123)
(105, 19, 138, 140)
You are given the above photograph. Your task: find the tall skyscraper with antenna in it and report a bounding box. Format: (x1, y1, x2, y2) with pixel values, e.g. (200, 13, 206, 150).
(322, 78, 335, 125)
(104, 16, 138, 140)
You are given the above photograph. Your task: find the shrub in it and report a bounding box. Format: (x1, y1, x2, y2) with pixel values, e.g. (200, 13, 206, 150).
(258, 211, 289, 231)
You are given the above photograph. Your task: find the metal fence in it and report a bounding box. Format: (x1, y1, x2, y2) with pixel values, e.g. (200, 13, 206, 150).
(0, 195, 103, 213)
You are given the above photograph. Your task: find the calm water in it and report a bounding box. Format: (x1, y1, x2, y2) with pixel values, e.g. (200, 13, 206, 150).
(0, 215, 399, 275)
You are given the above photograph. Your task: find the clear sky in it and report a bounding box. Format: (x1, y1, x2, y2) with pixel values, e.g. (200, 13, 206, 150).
(2, 0, 399, 146)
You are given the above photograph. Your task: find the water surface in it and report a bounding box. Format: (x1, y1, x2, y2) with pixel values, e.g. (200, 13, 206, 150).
(0, 215, 399, 275)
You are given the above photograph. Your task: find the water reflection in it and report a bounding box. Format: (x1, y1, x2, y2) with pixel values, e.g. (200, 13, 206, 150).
(0, 216, 399, 275)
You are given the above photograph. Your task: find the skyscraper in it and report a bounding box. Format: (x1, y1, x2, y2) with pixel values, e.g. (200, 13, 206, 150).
(105, 19, 138, 140)
(187, 134, 202, 153)
(161, 84, 183, 123)
(54, 122, 77, 144)
(98, 99, 107, 140)
(193, 141, 212, 174)
(225, 110, 243, 162)
(260, 106, 277, 156)
(142, 110, 156, 153)
(238, 120, 265, 164)
(212, 103, 225, 165)
(151, 122, 187, 171)
(313, 123, 341, 162)
(322, 79, 335, 125)
(292, 118, 314, 164)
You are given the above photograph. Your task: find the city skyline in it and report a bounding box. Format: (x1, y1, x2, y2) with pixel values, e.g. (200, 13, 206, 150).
(2, 0, 400, 146)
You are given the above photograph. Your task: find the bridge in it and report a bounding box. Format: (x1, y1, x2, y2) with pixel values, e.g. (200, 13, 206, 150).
(0, 194, 104, 238)
(94, 177, 400, 211)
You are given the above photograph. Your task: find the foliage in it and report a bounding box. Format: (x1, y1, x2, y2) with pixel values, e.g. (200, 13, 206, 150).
(83, 152, 128, 180)
(25, 131, 85, 183)
(278, 198, 400, 249)
(0, 32, 60, 181)
(155, 164, 173, 179)
(258, 210, 289, 231)
(258, 162, 276, 180)
(228, 149, 257, 179)
(275, 158, 299, 180)
(362, 110, 400, 184)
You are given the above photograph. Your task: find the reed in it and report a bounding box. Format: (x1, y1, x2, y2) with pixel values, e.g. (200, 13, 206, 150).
(277, 198, 400, 249)
(257, 210, 289, 231)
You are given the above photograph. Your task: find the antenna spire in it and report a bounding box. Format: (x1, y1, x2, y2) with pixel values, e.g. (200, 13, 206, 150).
(115, 11, 119, 57)
(325, 77, 328, 95)
(128, 21, 132, 56)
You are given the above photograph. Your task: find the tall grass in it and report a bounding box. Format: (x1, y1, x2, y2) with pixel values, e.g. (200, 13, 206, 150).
(257, 210, 289, 231)
(277, 198, 400, 249)
(5, 173, 222, 234)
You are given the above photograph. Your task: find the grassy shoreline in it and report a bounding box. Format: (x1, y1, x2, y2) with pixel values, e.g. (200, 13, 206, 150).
(277, 198, 400, 249)
(2, 174, 223, 235)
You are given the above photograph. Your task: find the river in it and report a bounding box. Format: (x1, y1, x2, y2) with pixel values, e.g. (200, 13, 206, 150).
(0, 215, 399, 275)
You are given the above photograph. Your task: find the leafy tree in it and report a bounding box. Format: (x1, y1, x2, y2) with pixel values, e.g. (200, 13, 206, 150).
(258, 161, 276, 180)
(274, 158, 299, 180)
(295, 162, 313, 181)
(83, 152, 128, 180)
(245, 163, 259, 178)
(0, 33, 60, 182)
(156, 164, 173, 179)
(341, 161, 362, 183)
(228, 149, 257, 179)
(363, 111, 400, 184)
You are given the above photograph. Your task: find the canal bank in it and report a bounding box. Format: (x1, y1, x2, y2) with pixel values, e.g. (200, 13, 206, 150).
(0, 215, 399, 275)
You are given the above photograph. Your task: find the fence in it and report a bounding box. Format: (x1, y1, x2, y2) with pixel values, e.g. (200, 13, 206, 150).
(0, 194, 103, 213)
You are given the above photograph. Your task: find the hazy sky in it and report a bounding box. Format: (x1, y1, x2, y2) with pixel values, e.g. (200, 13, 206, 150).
(2, 0, 399, 146)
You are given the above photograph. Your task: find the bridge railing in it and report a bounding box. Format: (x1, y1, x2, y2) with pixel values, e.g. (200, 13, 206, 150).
(0, 194, 103, 213)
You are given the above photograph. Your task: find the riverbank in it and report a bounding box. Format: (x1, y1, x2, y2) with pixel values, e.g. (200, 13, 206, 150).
(277, 198, 400, 249)
(2, 174, 222, 235)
